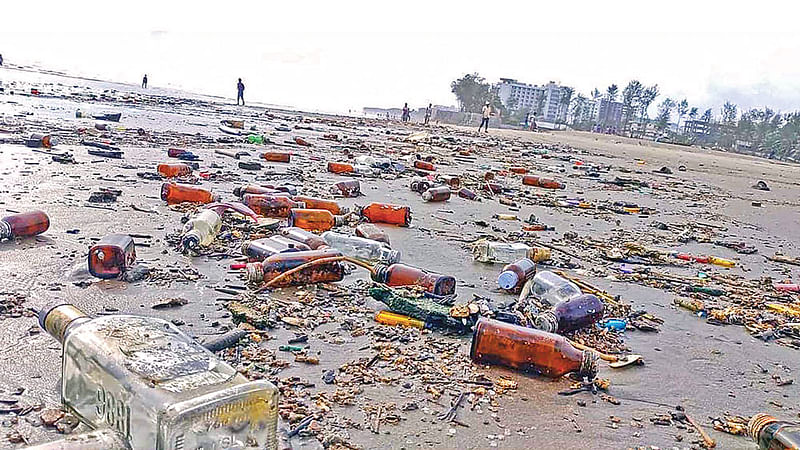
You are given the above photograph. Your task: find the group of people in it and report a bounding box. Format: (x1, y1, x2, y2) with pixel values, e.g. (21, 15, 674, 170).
(399, 101, 495, 132)
(401, 103, 434, 125)
(140, 74, 247, 107)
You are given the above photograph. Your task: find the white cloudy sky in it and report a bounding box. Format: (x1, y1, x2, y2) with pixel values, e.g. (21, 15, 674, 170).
(3, 1, 799, 116)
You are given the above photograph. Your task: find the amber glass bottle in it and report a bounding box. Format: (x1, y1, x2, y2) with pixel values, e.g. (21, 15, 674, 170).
(0, 210, 50, 240)
(360, 202, 411, 226)
(497, 258, 536, 293)
(327, 162, 354, 174)
(280, 227, 329, 250)
(371, 263, 455, 296)
(243, 194, 304, 218)
(292, 196, 347, 215)
(470, 318, 597, 379)
(458, 188, 478, 200)
(88, 234, 136, 279)
(510, 167, 528, 174)
(261, 151, 291, 163)
(413, 160, 435, 171)
(533, 293, 605, 333)
(157, 163, 192, 178)
(247, 248, 344, 286)
(522, 175, 565, 189)
(161, 183, 217, 204)
(287, 208, 345, 232)
(331, 180, 361, 197)
(422, 186, 451, 202)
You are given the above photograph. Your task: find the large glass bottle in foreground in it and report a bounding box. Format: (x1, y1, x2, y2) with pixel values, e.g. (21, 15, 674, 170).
(40, 303, 279, 450)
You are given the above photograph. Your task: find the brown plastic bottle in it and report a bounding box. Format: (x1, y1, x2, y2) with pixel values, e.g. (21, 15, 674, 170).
(414, 160, 435, 171)
(88, 234, 136, 279)
(280, 227, 329, 250)
(747, 413, 800, 450)
(331, 180, 361, 197)
(261, 151, 291, 163)
(287, 208, 345, 232)
(497, 258, 536, 293)
(0, 210, 50, 240)
(470, 318, 597, 379)
(292, 196, 347, 215)
(360, 202, 411, 226)
(242, 236, 310, 261)
(522, 175, 565, 189)
(328, 162, 354, 174)
(534, 294, 605, 334)
(161, 183, 218, 205)
(247, 248, 344, 286)
(355, 223, 390, 245)
(371, 263, 456, 296)
(422, 186, 451, 202)
(157, 163, 192, 178)
(243, 194, 304, 218)
(458, 188, 478, 200)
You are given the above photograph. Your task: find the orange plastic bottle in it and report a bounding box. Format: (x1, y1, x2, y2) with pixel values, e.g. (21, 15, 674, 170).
(0, 210, 50, 240)
(355, 223, 390, 245)
(360, 202, 411, 226)
(470, 318, 597, 379)
(371, 263, 456, 296)
(280, 227, 329, 250)
(157, 163, 192, 178)
(414, 160, 435, 171)
(88, 234, 136, 279)
(292, 196, 347, 215)
(522, 175, 565, 189)
(331, 180, 361, 197)
(243, 194, 304, 218)
(287, 208, 345, 232)
(328, 162, 354, 174)
(261, 151, 291, 163)
(422, 186, 451, 202)
(161, 183, 218, 205)
(247, 248, 343, 286)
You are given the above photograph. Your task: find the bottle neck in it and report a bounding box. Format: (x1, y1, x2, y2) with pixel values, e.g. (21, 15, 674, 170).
(0, 219, 10, 240)
(534, 311, 558, 333)
(246, 262, 265, 283)
(181, 230, 201, 250)
(39, 304, 89, 345)
(579, 350, 598, 379)
(371, 263, 389, 282)
(748, 414, 779, 442)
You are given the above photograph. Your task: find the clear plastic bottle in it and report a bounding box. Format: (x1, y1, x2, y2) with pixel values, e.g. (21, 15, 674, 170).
(0, 210, 50, 240)
(39, 303, 279, 450)
(497, 258, 536, 293)
(532, 270, 582, 304)
(533, 293, 604, 333)
(321, 231, 400, 263)
(470, 318, 597, 379)
(180, 209, 221, 250)
(747, 413, 800, 450)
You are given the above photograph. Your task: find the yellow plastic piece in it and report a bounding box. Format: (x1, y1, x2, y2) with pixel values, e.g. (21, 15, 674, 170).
(708, 256, 736, 268)
(374, 311, 425, 329)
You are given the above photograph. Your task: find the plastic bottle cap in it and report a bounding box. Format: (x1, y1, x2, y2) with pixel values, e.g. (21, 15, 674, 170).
(497, 271, 519, 290)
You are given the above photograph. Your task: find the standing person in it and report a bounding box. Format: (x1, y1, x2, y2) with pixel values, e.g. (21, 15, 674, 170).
(478, 102, 492, 133)
(0, 54, 4, 66)
(401, 103, 410, 122)
(237, 78, 245, 106)
(141, 74, 147, 88)
(424, 103, 432, 126)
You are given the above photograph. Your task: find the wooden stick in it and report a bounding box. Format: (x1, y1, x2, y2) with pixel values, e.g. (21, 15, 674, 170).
(685, 413, 716, 448)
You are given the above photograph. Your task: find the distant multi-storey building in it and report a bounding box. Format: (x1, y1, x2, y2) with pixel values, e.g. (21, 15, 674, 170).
(595, 98, 624, 128)
(496, 78, 572, 123)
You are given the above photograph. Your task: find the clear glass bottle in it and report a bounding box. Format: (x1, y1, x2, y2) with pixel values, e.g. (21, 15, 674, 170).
(533, 293, 604, 333)
(470, 318, 597, 379)
(39, 303, 279, 450)
(287, 208, 345, 232)
(180, 209, 221, 250)
(0, 210, 50, 240)
(422, 186, 451, 202)
(360, 202, 411, 226)
(747, 413, 800, 450)
(89, 234, 136, 279)
(23, 429, 129, 450)
(371, 263, 455, 296)
(321, 231, 400, 263)
(280, 227, 329, 250)
(243, 194, 304, 218)
(355, 223, 390, 245)
(473, 241, 529, 264)
(532, 270, 582, 304)
(161, 183, 217, 205)
(497, 258, 536, 293)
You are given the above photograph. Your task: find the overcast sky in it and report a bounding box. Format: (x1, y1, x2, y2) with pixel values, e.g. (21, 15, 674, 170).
(3, 1, 799, 116)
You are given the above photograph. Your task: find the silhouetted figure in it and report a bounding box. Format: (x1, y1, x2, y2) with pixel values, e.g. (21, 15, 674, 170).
(237, 78, 245, 105)
(401, 103, 410, 122)
(142, 74, 147, 88)
(424, 103, 432, 125)
(0, 54, 4, 66)
(478, 102, 492, 132)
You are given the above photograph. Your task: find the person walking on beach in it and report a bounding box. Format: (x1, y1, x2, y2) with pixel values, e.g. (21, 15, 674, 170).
(0, 54, 4, 66)
(142, 74, 147, 88)
(424, 103, 432, 126)
(478, 102, 492, 132)
(237, 78, 245, 105)
(401, 103, 410, 122)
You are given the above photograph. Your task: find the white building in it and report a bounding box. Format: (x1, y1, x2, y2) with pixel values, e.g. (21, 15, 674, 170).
(496, 78, 572, 123)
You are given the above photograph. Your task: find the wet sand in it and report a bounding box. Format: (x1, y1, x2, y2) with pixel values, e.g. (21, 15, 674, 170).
(1, 68, 799, 449)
